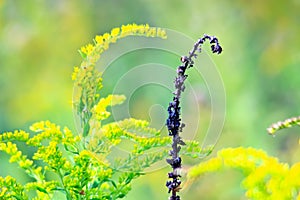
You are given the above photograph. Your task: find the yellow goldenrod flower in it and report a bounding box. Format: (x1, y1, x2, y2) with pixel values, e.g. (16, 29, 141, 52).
(100, 182, 110, 190)
(80, 43, 94, 56)
(29, 121, 45, 132)
(95, 35, 104, 45)
(111, 27, 120, 37)
(71, 66, 79, 80)
(8, 151, 22, 163)
(157, 27, 167, 39)
(19, 159, 33, 168)
(92, 94, 126, 121)
(0, 187, 8, 197)
(102, 33, 110, 41)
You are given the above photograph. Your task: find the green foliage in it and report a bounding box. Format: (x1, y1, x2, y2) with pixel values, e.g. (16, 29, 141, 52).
(0, 24, 212, 200)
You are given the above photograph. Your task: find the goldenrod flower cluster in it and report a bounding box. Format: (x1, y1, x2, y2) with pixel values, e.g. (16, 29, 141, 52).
(187, 147, 300, 199)
(92, 94, 126, 121)
(78, 23, 167, 61)
(0, 130, 29, 142)
(0, 122, 239, 200)
(72, 23, 167, 138)
(0, 176, 27, 199)
(85, 117, 170, 161)
(0, 131, 45, 182)
(0, 121, 83, 199)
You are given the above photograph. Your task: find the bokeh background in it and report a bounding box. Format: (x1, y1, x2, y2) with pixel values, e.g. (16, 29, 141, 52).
(1, 0, 300, 199)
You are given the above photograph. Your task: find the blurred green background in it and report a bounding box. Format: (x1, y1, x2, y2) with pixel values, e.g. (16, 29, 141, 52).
(1, 0, 300, 199)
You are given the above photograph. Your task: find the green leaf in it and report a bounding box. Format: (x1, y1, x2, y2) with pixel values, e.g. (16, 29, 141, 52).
(117, 193, 125, 198)
(53, 187, 66, 192)
(110, 180, 117, 189)
(83, 122, 90, 137)
(78, 49, 87, 59)
(36, 186, 48, 194)
(90, 180, 100, 188)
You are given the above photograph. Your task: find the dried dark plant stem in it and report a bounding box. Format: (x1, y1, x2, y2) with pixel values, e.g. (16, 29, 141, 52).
(166, 34, 222, 200)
